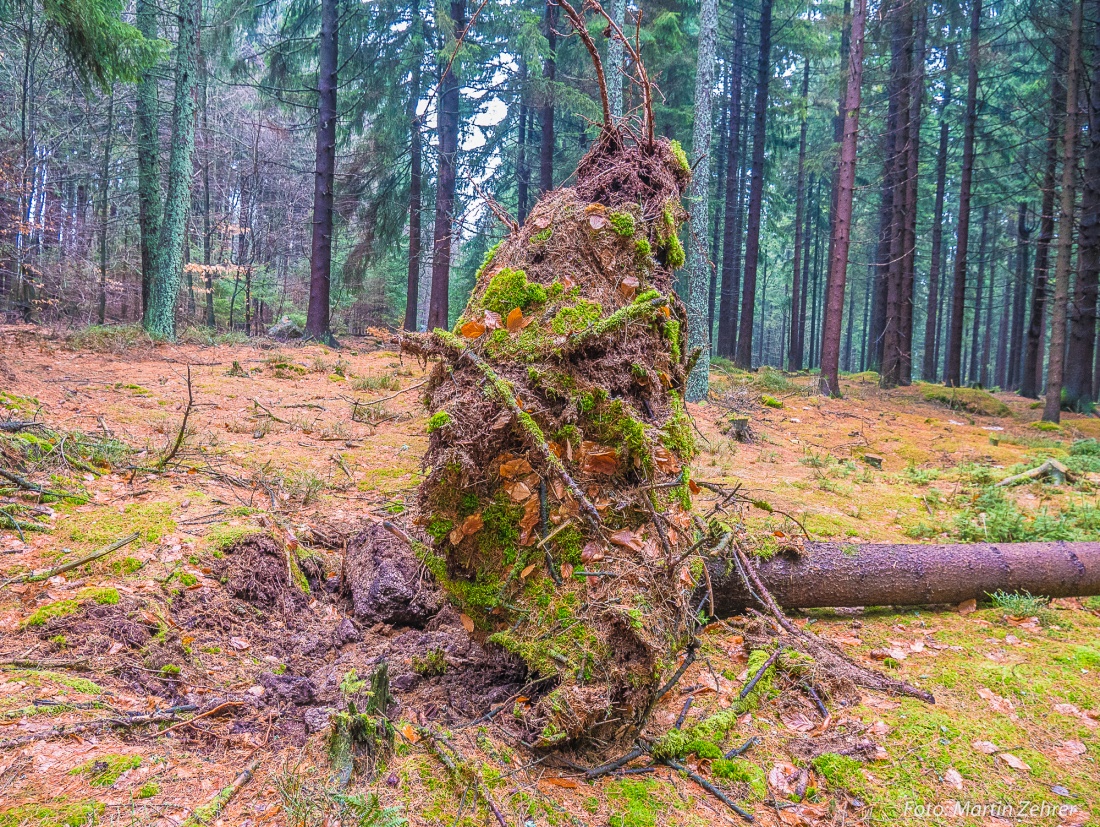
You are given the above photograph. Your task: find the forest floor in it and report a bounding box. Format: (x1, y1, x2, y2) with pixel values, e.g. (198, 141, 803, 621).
(0, 322, 1098, 827)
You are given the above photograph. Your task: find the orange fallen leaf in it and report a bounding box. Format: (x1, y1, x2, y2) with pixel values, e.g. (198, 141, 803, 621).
(400, 723, 421, 743)
(618, 276, 639, 299)
(520, 563, 537, 579)
(580, 542, 605, 563)
(957, 598, 977, 615)
(997, 752, 1030, 772)
(543, 777, 580, 789)
(460, 320, 486, 339)
(561, 563, 574, 579)
(609, 529, 644, 553)
(506, 307, 525, 332)
(688, 478, 700, 495)
(460, 513, 484, 536)
(499, 457, 534, 478)
(459, 614, 475, 632)
(971, 740, 999, 755)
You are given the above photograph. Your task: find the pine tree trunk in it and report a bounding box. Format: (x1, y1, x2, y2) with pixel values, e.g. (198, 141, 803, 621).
(996, 250, 1011, 388)
(539, 1, 557, 195)
(819, 0, 867, 395)
(304, 0, 339, 341)
(923, 112, 950, 380)
(685, 0, 718, 401)
(96, 91, 114, 325)
(788, 58, 811, 371)
(898, 3, 926, 386)
(1022, 47, 1065, 399)
(1065, 0, 1100, 409)
(709, 66, 729, 332)
(1043, 0, 1083, 424)
(135, 0, 162, 323)
(716, 11, 745, 359)
(1007, 201, 1030, 388)
(200, 54, 215, 328)
(944, 0, 982, 386)
(403, 0, 423, 332)
(517, 61, 531, 225)
(427, 0, 465, 330)
(734, 0, 773, 369)
(607, 0, 626, 119)
(799, 175, 816, 367)
(969, 205, 989, 383)
(145, 0, 200, 340)
(980, 215, 998, 387)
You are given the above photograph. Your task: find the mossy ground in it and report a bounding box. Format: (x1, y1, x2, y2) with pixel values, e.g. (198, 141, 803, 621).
(1, 330, 1098, 825)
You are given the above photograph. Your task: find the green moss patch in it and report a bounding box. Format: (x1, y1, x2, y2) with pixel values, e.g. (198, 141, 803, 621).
(917, 383, 1011, 417)
(481, 268, 547, 315)
(70, 754, 141, 787)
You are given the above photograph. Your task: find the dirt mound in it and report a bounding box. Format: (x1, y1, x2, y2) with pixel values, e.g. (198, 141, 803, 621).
(345, 524, 441, 627)
(224, 533, 310, 618)
(399, 127, 700, 752)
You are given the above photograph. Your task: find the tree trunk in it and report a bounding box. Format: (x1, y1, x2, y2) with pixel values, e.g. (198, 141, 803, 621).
(135, 0, 162, 323)
(995, 248, 1011, 388)
(1043, 0, 1083, 424)
(709, 66, 729, 332)
(923, 113, 950, 381)
(1007, 201, 1030, 389)
(705, 541, 1100, 614)
(945, 0, 982, 387)
(304, 0, 339, 342)
(898, 3, 927, 386)
(516, 61, 531, 226)
(200, 53, 215, 328)
(145, 0, 201, 340)
(734, 0, 773, 369)
(403, 0, 424, 332)
(427, 0, 465, 331)
(539, 0, 557, 195)
(96, 91, 114, 325)
(1022, 46, 1066, 399)
(1065, 0, 1100, 409)
(799, 176, 815, 367)
(819, 0, 867, 395)
(969, 205, 989, 383)
(716, 11, 746, 359)
(685, 0, 718, 401)
(980, 219, 997, 387)
(788, 58, 811, 372)
(607, 0, 626, 120)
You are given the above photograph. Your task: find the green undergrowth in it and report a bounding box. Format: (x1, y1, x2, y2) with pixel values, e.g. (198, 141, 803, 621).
(70, 754, 141, 787)
(58, 501, 174, 549)
(953, 486, 1100, 542)
(20, 587, 120, 628)
(0, 799, 105, 827)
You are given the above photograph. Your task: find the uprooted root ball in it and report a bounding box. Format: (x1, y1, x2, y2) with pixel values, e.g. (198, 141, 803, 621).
(401, 131, 702, 752)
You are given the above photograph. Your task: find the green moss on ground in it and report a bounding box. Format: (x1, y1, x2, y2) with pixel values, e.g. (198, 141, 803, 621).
(70, 754, 141, 787)
(917, 382, 1011, 417)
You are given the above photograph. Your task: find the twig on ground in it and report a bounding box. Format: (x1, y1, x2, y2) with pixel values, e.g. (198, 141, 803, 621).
(419, 727, 509, 827)
(0, 706, 197, 750)
(0, 532, 139, 590)
(739, 647, 783, 700)
(149, 700, 244, 738)
(674, 696, 694, 729)
(584, 744, 647, 780)
(252, 397, 290, 424)
(158, 365, 193, 468)
(663, 758, 754, 822)
(724, 736, 759, 759)
(0, 468, 79, 502)
(181, 753, 263, 827)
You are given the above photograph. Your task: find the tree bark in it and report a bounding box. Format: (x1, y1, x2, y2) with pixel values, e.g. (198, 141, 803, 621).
(96, 91, 114, 325)
(969, 205, 989, 383)
(427, 0, 465, 331)
(734, 0, 773, 369)
(304, 0, 339, 342)
(716, 11, 746, 359)
(607, 0, 626, 120)
(539, 0, 557, 195)
(135, 0, 161, 324)
(685, 0, 718, 401)
(705, 541, 1100, 614)
(788, 57, 811, 372)
(145, 0, 200, 340)
(1043, 0, 1083, 423)
(819, 0, 866, 395)
(945, 0, 982, 387)
(1022, 46, 1066, 399)
(1065, 0, 1100, 410)
(403, 0, 424, 332)
(898, 3, 927, 386)
(517, 61, 531, 225)
(1007, 201, 1030, 389)
(923, 112, 950, 381)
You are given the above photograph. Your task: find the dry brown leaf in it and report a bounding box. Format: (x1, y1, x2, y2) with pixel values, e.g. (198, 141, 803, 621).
(581, 442, 619, 475)
(834, 635, 863, 646)
(618, 276, 639, 299)
(781, 710, 816, 732)
(460, 320, 486, 339)
(767, 762, 806, 798)
(997, 752, 1030, 772)
(460, 513, 483, 536)
(520, 563, 537, 579)
(543, 777, 580, 789)
(957, 598, 977, 615)
(972, 740, 999, 755)
(977, 686, 1016, 716)
(506, 481, 532, 502)
(459, 614, 475, 633)
(688, 478, 701, 495)
(580, 542, 605, 563)
(506, 307, 524, 332)
(560, 563, 574, 579)
(653, 444, 680, 473)
(943, 768, 964, 790)
(400, 723, 421, 743)
(609, 529, 644, 553)
(499, 458, 533, 478)
(483, 310, 503, 330)
(230, 637, 250, 650)
(1049, 739, 1087, 764)
(588, 214, 609, 230)
(449, 526, 465, 546)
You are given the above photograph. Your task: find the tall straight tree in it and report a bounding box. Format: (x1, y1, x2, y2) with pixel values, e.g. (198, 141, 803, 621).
(607, 0, 626, 119)
(1043, 0, 1083, 423)
(144, 0, 200, 339)
(1007, 200, 1030, 388)
(427, 0, 465, 330)
(539, 0, 557, 194)
(734, 0, 773, 369)
(134, 0, 160, 321)
(403, 0, 423, 331)
(968, 205, 989, 382)
(716, 10, 745, 359)
(820, 0, 867, 396)
(944, 0, 982, 386)
(788, 57, 811, 371)
(304, 0, 338, 341)
(1022, 46, 1065, 398)
(922, 67, 952, 380)
(685, 0, 718, 401)
(1065, 0, 1100, 409)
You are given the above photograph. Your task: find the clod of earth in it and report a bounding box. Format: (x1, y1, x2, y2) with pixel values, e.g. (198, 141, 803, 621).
(398, 126, 700, 752)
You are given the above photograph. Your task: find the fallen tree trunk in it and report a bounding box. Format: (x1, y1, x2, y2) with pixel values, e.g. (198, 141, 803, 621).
(705, 541, 1100, 615)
